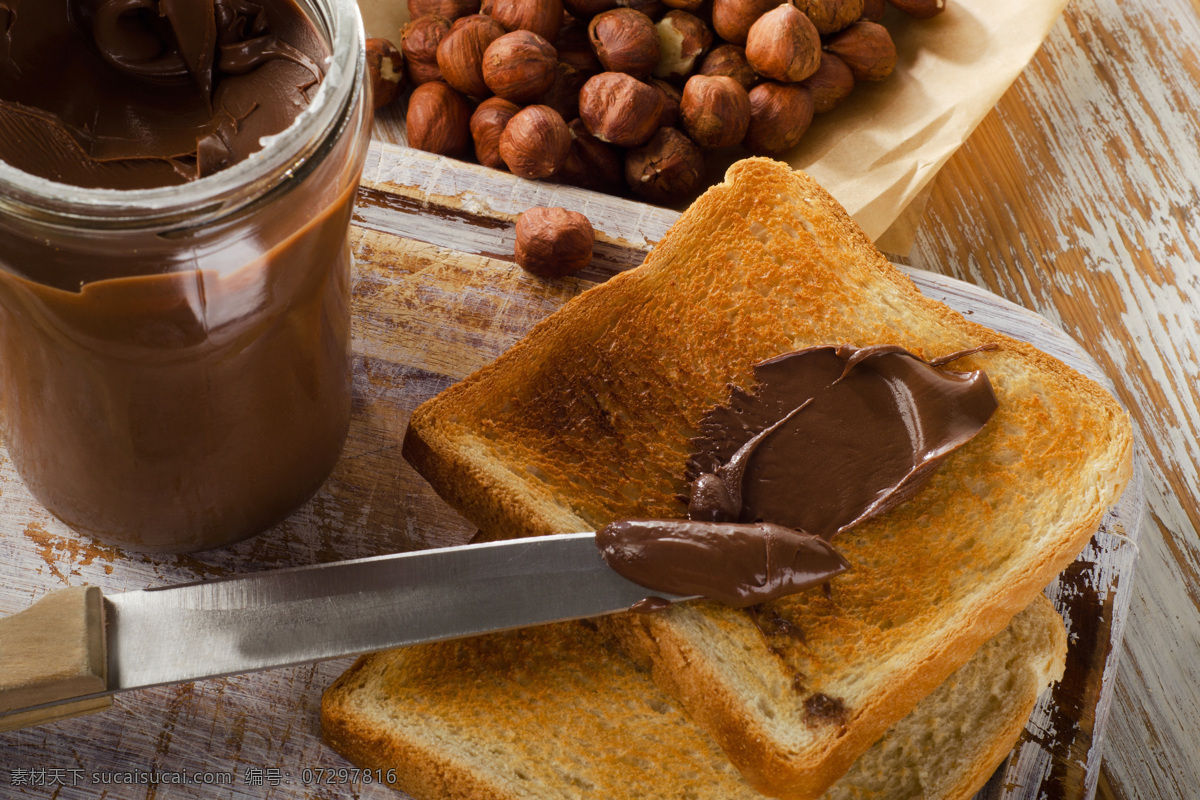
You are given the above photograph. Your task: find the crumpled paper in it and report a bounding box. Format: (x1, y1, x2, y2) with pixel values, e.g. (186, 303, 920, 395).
(357, 0, 1069, 244)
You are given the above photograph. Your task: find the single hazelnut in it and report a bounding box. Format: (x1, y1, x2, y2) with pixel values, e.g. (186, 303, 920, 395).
(745, 5, 821, 83)
(555, 22, 603, 73)
(514, 207, 595, 278)
(801, 52, 854, 113)
(710, 0, 777, 45)
(651, 78, 682, 127)
(408, 0, 481, 21)
(744, 82, 814, 155)
(824, 20, 896, 82)
(860, 0, 887, 20)
(887, 0, 946, 18)
(401, 15, 452, 85)
(555, 118, 625, 193)
(365, 38, 405, 110)
(662, 0, 703, 9)
(407, 81, 473, 157)
(793, 0, 863, 35)
(562, 0, 618, 16)
(499, 105, 572, 178)
(680, 73, 750, 149)
(578, 71, 665, 146)
(538, 62, 588, 120)
(482, 30, 558, 103)
(588, 8, 660, 79)
(437, 14, 508, 98)
(698, 44, 757, 91)
(653, 10, 712, 82)
(624, 127, 704, 203)
(470, 96, 521, 169)
(489, 0, 565, 42)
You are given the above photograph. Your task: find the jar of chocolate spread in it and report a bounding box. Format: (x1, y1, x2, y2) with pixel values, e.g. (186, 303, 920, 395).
(0, 0, 370, 551)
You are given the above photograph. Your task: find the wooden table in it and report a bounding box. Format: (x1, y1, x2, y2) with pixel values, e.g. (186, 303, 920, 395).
(902, 1, 1200, 797)
(2, 1, 1198, 799)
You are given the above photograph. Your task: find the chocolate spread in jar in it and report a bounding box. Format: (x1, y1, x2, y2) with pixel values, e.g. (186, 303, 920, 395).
(597, 519, 850, 608)
(0, 0, 366, 552)
(686, 344, 999, 540)
(0, 0, 327, 188)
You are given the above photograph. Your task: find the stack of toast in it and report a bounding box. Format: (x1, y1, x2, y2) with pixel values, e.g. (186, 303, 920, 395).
(323, 159, 1133, 799)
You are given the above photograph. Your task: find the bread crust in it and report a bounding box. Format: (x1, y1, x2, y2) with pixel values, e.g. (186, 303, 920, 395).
(402, 158, 1133, 797)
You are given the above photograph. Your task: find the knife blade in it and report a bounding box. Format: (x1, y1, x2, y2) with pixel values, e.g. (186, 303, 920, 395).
(0, 532, 691, 731)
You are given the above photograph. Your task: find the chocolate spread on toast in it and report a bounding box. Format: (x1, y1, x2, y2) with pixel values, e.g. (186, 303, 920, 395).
(598, 344, 998, 608)
(0, 0, 326, 188)
(687, 344, 999, 539)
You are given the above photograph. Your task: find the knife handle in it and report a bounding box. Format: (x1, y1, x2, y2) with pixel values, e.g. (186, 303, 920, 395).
(0, 586, 111, 732)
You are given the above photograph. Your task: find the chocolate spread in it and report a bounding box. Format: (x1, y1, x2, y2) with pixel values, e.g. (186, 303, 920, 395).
(0, 0, 366, 551)
(597, 344, 997, 608)
(0, 0, 326, 188)
(597, 519, 850, 608)
(687, 344, 999, 540)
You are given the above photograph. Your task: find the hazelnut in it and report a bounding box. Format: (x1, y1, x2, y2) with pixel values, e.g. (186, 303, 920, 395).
(801, 52, 854, 113)
(555, 118, 625, 193)
(744, 82, 814, 155)
(793, 0, 863, 35)
(437, 14, 507, 98)
(624, 127, 704, 203)
(824, 21, 896, 82)
(578, 71, 665, 146)
(514, 207, 595, 278)
(710, 0, 777, 45)
(489, 0, 565, 42)
(653, 11, 712, 82)
(562, 0, 618, 16)
(651, 78, 682, 127)
(401, 15, 451, 85)
(482, 30, 558, 103)
(887, 0, 946, 18)
(408, 0, 481, 21)
(499, 105, 572, 178)
(662, 0, 703, 9)
(539, 62, 588, 120)
(588, 8, 660, 79)
(470, 96, 521, 169)
(365, 38, 405, 110)
(698, 44, 757, 91)
(555, 22, 603, 73)
(745, 5, 821, 83)
(860, 0, 886, 20)
(407, 81, 473, 157)
(680, 74, 750, 149)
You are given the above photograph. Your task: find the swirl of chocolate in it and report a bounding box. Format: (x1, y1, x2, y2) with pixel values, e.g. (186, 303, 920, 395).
(0, 0, 327, 188)
(686, 344, 999, 540)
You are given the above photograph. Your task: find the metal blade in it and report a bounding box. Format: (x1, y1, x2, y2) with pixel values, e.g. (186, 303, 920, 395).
(105, 532, 686, 692)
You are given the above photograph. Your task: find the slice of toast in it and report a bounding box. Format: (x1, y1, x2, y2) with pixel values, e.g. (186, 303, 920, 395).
(322, 595, 1067, 800)
(401, 158, 1132, 797)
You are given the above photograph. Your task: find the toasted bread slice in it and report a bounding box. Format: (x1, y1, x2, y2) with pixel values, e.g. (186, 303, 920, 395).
(322, 595, 1067, 800)
(402, 159, 1132, 797)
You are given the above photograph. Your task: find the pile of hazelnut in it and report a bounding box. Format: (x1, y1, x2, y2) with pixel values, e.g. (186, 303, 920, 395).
(377, 0, 945, 205)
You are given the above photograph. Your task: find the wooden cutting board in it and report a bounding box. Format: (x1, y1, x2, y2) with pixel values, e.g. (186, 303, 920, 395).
(0, 142, 1142, 800)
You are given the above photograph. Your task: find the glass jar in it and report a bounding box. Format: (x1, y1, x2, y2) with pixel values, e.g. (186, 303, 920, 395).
(0, 0, 370, 552)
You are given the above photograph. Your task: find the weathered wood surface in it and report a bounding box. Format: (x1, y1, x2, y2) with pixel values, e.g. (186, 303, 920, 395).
(0, 140, 1142, 798)
(903, 1, 1200, 798)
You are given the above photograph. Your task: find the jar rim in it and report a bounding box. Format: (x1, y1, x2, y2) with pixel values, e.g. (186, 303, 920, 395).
(0, 0, 364, 224)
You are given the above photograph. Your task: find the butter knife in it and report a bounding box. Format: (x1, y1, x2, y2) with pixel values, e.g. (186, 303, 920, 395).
(0, 532, 690, 733)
